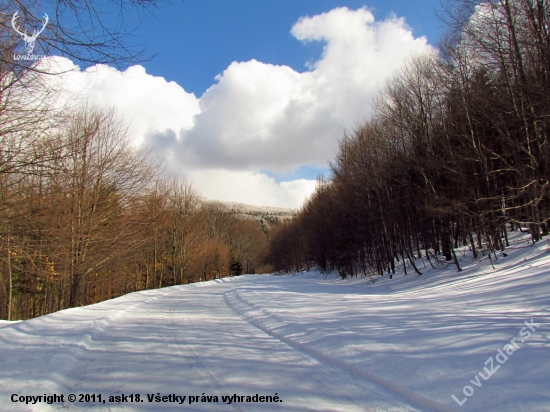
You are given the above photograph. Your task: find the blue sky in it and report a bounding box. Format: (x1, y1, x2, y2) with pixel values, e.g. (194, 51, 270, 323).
(51, 1, 444, 207)
(137, 0, 443, 96)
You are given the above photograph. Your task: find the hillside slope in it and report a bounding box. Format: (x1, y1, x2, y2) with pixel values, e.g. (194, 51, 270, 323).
(1, 232, 549, 411)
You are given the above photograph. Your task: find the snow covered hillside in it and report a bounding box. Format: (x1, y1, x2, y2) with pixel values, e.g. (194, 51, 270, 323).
(1, 232, 549, 411)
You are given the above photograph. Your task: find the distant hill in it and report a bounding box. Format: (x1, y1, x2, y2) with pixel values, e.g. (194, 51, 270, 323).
(208, 200, 296, 223)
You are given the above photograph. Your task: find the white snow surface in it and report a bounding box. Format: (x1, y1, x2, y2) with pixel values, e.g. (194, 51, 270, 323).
(1, 232, 549, 411)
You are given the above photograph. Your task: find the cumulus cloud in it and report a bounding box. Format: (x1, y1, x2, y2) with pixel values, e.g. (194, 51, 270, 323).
(168, 6, 431, 174)
(42, 58, 200, 147)
(52, 6, 432, 208)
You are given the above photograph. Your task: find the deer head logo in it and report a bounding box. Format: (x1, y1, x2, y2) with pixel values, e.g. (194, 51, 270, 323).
(11, 11, 49, 54)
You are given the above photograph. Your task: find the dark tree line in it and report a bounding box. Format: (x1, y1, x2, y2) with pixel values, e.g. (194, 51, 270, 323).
(269, 0, 550, 277)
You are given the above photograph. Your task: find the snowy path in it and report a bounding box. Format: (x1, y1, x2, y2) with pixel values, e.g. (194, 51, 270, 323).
(1, 233, 550, 411)
(0, 280, 423, 412)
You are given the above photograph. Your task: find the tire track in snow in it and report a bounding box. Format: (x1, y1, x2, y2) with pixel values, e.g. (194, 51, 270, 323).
(167, 292, 245, 412)
(168, 286, 377, 412)
(205, 289, 376, 412)
(223, 288, 459, 412)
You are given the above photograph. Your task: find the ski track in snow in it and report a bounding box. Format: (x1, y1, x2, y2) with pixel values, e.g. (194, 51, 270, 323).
(223, 289, 456, 412)
(1, 232, 549, 411)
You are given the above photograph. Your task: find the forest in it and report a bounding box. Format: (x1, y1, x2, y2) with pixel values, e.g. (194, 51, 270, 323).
(268, 0, 550, 277)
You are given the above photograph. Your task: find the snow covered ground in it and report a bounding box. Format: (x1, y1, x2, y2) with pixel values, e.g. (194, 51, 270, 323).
(1, 231, 549, 411)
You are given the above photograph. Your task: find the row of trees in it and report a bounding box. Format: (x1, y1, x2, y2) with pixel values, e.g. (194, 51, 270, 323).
(269, 0, 549, 276)
(0, 104, 270, 321)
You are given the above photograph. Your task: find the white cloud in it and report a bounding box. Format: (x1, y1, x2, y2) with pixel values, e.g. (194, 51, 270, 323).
(189, 170, 316, 209)
(52, 7, 432, 208)
(170, 6, 431, 174)
(42, 58, 200, 147)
